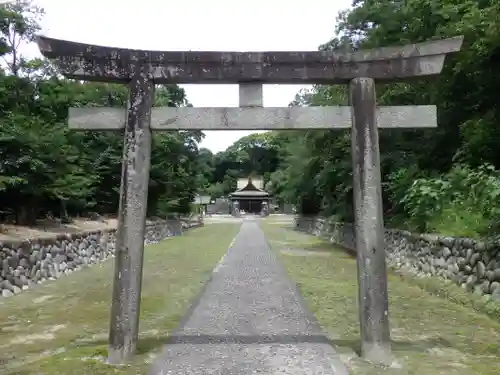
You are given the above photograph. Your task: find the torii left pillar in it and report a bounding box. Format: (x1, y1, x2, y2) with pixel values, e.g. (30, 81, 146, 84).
(108, 71, 154, 363)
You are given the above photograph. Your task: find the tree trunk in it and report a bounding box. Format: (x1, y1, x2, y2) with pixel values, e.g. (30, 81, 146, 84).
(16, 200, 37, 226)
(60, 200, 71, 223)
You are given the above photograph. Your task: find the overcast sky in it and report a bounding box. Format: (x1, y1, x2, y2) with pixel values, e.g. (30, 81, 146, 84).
(22, 0, 351, 153)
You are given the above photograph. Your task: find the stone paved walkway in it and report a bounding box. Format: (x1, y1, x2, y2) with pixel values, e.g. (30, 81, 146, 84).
(149, 219, 348, 374)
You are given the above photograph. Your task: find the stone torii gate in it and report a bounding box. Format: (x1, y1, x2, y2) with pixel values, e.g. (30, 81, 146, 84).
(37, 35, 462, 365)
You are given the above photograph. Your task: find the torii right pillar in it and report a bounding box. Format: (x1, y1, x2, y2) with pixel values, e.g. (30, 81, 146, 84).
(348, 37, 463, 363)
(350, 77, 391, 363)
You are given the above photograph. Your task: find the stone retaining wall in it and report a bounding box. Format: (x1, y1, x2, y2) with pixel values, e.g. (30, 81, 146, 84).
(294, 216, 500, 302)
(0, 218, 203, 298)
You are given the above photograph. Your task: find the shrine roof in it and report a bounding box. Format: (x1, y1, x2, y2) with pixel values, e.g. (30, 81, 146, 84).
(230, 190, 270, 197)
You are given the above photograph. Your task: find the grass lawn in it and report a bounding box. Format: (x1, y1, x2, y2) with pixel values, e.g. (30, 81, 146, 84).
(261, 220, 500, 375)
(0, 223, 240, 375)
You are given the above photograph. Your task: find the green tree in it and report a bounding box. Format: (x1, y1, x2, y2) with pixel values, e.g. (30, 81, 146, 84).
(0, 1, 205, 224)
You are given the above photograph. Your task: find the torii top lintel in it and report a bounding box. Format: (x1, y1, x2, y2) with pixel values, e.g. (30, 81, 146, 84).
(37, 35, 463, 84)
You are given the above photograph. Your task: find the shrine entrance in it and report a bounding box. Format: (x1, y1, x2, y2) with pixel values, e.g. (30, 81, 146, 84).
(37, 35, 462, 365)
(230, 176, 271, 214)
(238, 200, 262, 214)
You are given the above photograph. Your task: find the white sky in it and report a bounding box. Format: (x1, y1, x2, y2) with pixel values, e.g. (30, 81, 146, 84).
(21, 0, 352, 153)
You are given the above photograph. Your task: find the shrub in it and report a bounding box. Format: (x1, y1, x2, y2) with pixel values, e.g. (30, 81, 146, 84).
(388, 163, 500, 237)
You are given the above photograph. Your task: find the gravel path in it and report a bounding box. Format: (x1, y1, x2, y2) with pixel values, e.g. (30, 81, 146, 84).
(149, 219, 348, 374)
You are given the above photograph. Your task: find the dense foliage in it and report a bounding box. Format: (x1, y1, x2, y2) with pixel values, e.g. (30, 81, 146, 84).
(196, 132, 292, 198)
(206, 0, 500, 237)
(4, 0, 500, 239)
(0, 1, 203, 225)
(271, 0, 500, 236)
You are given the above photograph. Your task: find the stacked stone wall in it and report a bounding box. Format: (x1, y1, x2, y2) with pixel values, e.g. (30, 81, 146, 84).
(0, 218, 202, 297)
(295, 216, 500, 302)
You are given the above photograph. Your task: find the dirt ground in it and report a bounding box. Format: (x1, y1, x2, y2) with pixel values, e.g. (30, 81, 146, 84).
(0, 218, 118, 241)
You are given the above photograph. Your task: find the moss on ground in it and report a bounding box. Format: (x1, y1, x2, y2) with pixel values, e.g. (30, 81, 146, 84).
(0, 223, 240, 375)
(261, 220, 500, 375)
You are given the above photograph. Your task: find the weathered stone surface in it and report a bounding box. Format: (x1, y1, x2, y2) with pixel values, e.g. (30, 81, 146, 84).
(108, 72, 155, 365)
(37, 35, 463, 84)
(68, 105, 438, 131)
(295, 216, 500, 300)
(349, 77, 391, 365)
(0, 218, 203, 298)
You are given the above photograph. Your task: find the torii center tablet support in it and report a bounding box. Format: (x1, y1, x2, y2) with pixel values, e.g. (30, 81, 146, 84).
(37, 35, 463, 365)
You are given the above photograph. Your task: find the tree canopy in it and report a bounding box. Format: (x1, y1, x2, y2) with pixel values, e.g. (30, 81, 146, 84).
(3, 0, 500, 239)
(204, 0, 500, 237)
(0, 1, 202, 225)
